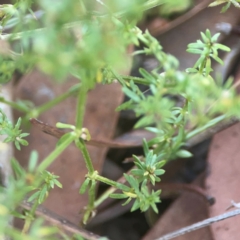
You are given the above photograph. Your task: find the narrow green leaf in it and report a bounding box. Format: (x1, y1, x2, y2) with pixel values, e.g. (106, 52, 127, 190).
(149, 174, 155, 185)
(205, 58, 212, 76)
(28, 191, 40, 203)
(143, 138, 149, 156)
(147, 136, 165, 147)
(193, 55, 206, 69)
(214, 43, 230, 52)
(186, 49, 203, 54)
(11, 210, 26, 219)
(145, 127, 164, 134)
(79, 178, 90, 194)
(123, 87, 140, 102)
(134, 115, 153, 129)
(122, 197, 132, 206)
(53, 179, 62, 188)
(11, 158, 25, 179)
(187, 43, 204, 48)
(133, 161, 144, 170)
(19, 133, 29, 137)
(211, 32, 221, 42)
(3, 136, 12, 143)
(176, 149, 193, 158)
(209, 0, 227, 7)
(200, 32, 208, 43)
(151, 202, 159, 213)
(49, 180, 54, 189)
(28, 150, 38, 172)
(109, 193, 128, 199)
(131, 199, 140, 212)
(205, 29, 212, 39)
(125, 174, 138, 189)
(211, 54, 223, 65)
(155, 169, 165, 176)
(18, 139, 28, 146)
(221, 2, 231, 12)
(131, 169, 144, 176)
(139, 68, 154, 83)
(231, 0, 240, 8)
(155, 160, 166, 168)
(39, 185, 48, 204)
(116, 183, 130, 192)
(15, 140, 20, 150)
(15, 117, 22, 129)
(116, 100, 133, 111)
(186, 68, 198, 73)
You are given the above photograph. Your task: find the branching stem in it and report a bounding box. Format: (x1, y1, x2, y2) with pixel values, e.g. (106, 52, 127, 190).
(75, 84, 87, 130)
(37, 133, 75, 172)
(75, 139, 95, 174)
(36, 83, 81, 116)
(22, 200, 39, 234)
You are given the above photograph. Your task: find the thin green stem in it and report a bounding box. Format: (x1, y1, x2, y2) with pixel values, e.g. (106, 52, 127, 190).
(110, 69, 149, 86)
(110, 69, 126, 86)
(94, 174, 126, 189)
(1, 84, 80, 117)
(94, 185, 116, 208)
(121, 75, 150, 85)
(0, 98, 29, 113)
(75, 139, 94, 174)
(75, 139, 96, 224)
(75, 85, 87, 130)
(186, 115, 226, 140)
(94, 174, 130, 208)
(89, 180, 96, 207)
(37, 133, 75, 172)
(82, 180, 97, 224)
(36, 83, 81, 115)
(22, 200, 39, 234)
(90, 174, 129, 208)
(73, 82, 96, 224)
(5, 227, 35, 240)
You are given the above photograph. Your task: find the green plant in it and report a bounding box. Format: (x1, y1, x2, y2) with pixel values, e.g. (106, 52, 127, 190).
(0, 109, 29, 150)
(0, 0, 239, 239)
(209, 0, 240, 12)
(186, 29, 230, 76)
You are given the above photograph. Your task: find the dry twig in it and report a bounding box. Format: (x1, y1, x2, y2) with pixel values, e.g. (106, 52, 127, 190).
(20, 200, 107, 240)
(156, 208, 240, 240)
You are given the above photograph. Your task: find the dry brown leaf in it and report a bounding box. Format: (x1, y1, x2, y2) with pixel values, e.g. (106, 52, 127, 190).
(142, 175, 213, 240)
(206, 123, 240, 240)
(13, 70, 124, 225)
